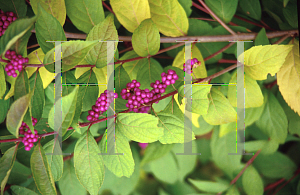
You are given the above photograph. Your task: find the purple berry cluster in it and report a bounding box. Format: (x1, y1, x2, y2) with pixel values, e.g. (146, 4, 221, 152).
(87, 90, 118, 122)
(0, 10, 17, 36)
(183, 58, 200, 74)
(4, 50, 29, 78)
(120, 69, 179, 113)
(19, 117, 39, 151)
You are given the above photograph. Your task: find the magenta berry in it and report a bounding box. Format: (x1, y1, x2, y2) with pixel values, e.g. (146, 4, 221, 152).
(19, 117, 39, 151)
(4, 50, 28, 77)
(87, 90, 118, 122)
(0, 11, 17, 36)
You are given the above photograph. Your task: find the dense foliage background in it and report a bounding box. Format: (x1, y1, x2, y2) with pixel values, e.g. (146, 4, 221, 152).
(0, 0, 299, 195)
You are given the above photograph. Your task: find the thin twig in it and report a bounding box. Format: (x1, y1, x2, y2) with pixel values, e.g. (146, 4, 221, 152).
(102, 1, 115, 15)
(204, 42, 235, 61)
(27, 43, 39, 49)
(197, 0, 236, 35)
(230, 150, 261, 185)
(119, 46, 133, 54)
(272, 167, 300, 195)
(273, 34, 291, 44)
(218, 59, 237, 64)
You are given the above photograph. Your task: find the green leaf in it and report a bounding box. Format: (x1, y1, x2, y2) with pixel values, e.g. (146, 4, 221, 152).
(30, 0, 66, 26)
(110, 0, 151, 33)
(44, 41, 99, 73)
(277, 40, 300, 116)
(0, 16, 36, 56)
(14, 70, 29, 101)
(140, 141, 174, 166)
(0, 145, 18, 195)
(43, 140, 63, 181)
(7, 161, 31, 185)
(30, 142, 57, 195)
(152, 96, 172, 113)
(252, 151, 297, 179)
(74, 131, 105, 195)
(148, 0, 189, 37)
(65, 0, 105, 33)
(85, 14, 118, 68)
(29, 71, 45, 121)
(203, 88, 237, 125)
(162, 96, 184, 121)
(48, 86, 79, 136)
(283, 0, 290, 7)
(227, 71, 264, 108)
(58, 160, 87, 195)
(0, 0, 27, 18)
(10, 185, 39, 195)
(172, 143, 197, 182)
(211, 130, 243, 179)
(99, 130, 134, 178)
(35, 4, 67, 54)
(283, 1, 298, 28)
(0, 65, 6, 99)
(242, 165, 264, 195)
(156, 113, 195, 144)
(240, 45, 293, 80)
(98, 147, 140, 195)
(149, 152, 178, 184)
(136, 58, 163, 90)
(255, 91, 288, 143)
(254, 28, 270, 46)
(188, 179, 229, 193)
(117, 113, 163, 143)
(245, 105, 265, 127)
(187, 19, 213, 36)
(239, 0, 262, 20)
(6, 94, 31, 137)
(245, 139, 279, 155)
(132, 19, 160, 57)
(114, 65, 132, 95)
(178, 84, 211, 115)
(205, 0, 238, 23)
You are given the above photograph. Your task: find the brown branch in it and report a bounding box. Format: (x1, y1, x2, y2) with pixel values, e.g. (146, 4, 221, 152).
(218, 59, 237, 64)
(230, 150, 262, 185)
(31, 29, 299, 43)
(119, 46, 133, 54)
(264, 178, 285, 191)
(272, 167, 300, 194)
(197, 0, 236, 35)
(63, 153, 74, 161)
(204, 42, 235, 61)
(27, 43, 39, 49)
(102, 1, 115, 15)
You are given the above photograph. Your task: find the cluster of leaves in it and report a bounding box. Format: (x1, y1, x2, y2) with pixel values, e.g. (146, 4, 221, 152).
(0, 0, 299, 195)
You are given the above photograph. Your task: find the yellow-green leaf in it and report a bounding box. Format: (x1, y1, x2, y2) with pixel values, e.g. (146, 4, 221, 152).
(148, 0, 189, 37)
(203, 88, 237, 125)
(228, 70, 264, 108)
(110, 0, 151, 33)
(277, 40, 300, 116)
(132, 19, 160, 57)
(239, 45, 293, 80)
(30, 0, 66, 26)
(242, 165, 264, 195)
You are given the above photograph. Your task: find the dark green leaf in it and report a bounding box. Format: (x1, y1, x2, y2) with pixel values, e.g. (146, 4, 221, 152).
(0, 16, 36, 55)
(205, 0, 238, 23)
(0, 145, 18, 195)
(255, 28, 270, 46)
(65, 0, 105, 33)
(43, 140, 63, 181)
(14, 70, 29, 101)
(0, 0, 27, 18)
(10, 185, 39, 195)
(29, 71, 45, 121)
(114, 65, 131, 95)
(0, 84, 10, 124)
(30, 142, 57, 195)
(188, 19, 213, 36)
(239, 0, 262, 20)
(35, 4, 67, 54)
(283, 1, 298, 28)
